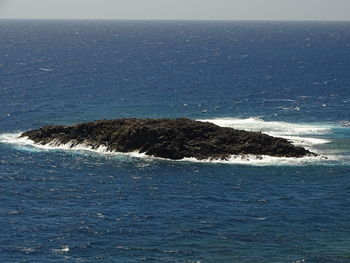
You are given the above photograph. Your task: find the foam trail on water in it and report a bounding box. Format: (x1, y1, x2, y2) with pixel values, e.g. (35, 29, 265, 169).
(198, 117, 333, 147)
(198, 117, 332, 134)
(279, 136, 330, 146)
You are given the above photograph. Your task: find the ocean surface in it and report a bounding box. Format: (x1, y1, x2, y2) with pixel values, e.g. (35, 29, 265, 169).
(0, 20, 350, 262)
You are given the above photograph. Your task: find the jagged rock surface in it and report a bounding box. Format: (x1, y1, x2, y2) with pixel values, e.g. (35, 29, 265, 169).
(21, 118, 315, 160)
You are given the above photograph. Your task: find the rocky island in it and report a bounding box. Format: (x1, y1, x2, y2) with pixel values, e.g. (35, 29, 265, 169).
(20, 118, 316, 160)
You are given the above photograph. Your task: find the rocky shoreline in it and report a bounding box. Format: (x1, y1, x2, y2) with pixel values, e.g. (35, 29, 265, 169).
(20, 118, 316, 160)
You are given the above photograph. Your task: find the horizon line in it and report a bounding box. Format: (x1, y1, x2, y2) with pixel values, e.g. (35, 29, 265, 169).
(1, 18, 350, 23)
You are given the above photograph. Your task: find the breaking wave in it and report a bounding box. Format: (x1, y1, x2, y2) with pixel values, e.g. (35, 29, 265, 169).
(0, 132, 147, 159)
(199, 117, 332, 135)
(198, 117, 332, 147)
(0, 117, 348, 166)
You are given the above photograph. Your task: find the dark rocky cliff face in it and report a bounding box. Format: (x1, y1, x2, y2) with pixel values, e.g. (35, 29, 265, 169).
(20, 118, 315, 160)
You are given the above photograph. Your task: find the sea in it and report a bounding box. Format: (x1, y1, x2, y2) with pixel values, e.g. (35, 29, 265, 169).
(0, 20, 350, 263)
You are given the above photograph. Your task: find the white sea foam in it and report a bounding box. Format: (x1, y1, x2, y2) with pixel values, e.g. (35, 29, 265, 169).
(198, 117, 332, 136)
(181, 154, 336, 166)
(198, 117, 333, 147)
(0, 132, 32, 145)
(39, 68, 54, 72)
(0, 117, 344, 166)
(52, 246, 69, 254)
(0, 132, 148, 159)
(274, 136, 330, 147)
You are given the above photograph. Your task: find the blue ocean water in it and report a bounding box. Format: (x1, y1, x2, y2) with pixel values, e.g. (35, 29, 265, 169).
(0, 20, 350, 262)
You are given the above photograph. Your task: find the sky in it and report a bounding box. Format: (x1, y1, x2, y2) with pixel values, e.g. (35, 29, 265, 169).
(0, 0, 350, 21)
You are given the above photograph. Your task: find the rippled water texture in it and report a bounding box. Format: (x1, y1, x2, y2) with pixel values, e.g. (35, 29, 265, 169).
(0, 20, 350, 262)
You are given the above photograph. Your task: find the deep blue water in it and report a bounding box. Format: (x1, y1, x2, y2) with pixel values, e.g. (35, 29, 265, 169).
(0, 20, 350, 262)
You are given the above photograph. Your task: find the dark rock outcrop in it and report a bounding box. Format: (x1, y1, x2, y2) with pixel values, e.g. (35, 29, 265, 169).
(20, 118, 316, 160)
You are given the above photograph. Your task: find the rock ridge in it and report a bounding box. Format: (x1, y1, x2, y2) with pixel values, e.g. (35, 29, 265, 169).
(20, 118, 316, 160)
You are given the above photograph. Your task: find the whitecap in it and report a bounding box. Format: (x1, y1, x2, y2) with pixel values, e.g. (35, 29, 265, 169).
(198, 117, 333, 136)
(0, 123, 344, 166)
(39, 68, 54, 72)
(52, 246, 69, 254)
(277, 136, 330, 147)
(0, 132, 33, 145)
(181, 154, 336, 166)
(0, 132, 149, 159)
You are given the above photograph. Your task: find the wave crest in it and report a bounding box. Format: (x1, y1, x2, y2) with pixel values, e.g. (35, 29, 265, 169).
(198, 117, 332, 147)
(0, 131, 342, 166)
